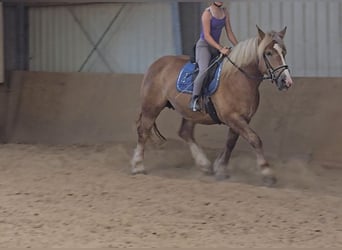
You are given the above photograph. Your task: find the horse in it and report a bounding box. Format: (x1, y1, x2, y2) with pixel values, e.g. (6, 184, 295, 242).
(130, 26, 293, 186)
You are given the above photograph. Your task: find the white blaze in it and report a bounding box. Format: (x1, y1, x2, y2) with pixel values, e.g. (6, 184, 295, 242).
(273, 43, 293, 84)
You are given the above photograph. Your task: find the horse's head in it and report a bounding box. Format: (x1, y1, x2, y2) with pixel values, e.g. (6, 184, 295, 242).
(257, 25, 293, 90)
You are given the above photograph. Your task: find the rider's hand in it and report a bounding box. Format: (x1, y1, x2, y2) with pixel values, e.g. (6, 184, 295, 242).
(219, 47, 230, 55)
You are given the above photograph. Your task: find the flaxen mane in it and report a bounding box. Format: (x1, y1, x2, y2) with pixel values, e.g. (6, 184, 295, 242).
(221, 31, 278, 78)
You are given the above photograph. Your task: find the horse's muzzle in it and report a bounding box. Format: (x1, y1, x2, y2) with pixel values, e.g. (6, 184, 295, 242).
(276, 74, 293, 90)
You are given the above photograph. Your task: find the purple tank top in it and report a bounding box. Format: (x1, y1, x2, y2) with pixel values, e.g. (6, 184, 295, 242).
(200, 9, 226, 43)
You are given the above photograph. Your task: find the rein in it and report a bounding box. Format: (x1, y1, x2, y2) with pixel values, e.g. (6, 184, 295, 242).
(225, 56, 267, 81)
(225, 53, 289, 83)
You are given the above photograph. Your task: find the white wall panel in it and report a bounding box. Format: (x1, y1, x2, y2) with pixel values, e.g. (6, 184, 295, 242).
(28, 1, 341, 76)
(29, 3, 180, 73)
(328, 1, 341, 76)
(29, 6, 92, 72)
(223, 0, 342, 77)
(304, 1, 316, 76)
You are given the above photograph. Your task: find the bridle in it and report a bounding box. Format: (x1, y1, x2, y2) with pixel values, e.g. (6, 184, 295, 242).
(262, 53, 289, 84)
(225, 49, 289, 83)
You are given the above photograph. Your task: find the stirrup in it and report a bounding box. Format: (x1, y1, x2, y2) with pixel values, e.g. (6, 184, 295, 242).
(190, 96, 201, 112)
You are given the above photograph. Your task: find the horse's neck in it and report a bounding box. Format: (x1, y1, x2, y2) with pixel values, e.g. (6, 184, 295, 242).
(238, 75, 261, 115)
(239, 63, 263, 87)
(232, 63, 262, 100)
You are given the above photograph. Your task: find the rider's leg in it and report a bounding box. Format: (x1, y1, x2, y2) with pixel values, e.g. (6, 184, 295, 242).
(190, 40, 211, 112)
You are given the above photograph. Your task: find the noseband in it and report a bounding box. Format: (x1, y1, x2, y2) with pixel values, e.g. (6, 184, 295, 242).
(225, 52, 289, 83)
(262, 53, 289, 83)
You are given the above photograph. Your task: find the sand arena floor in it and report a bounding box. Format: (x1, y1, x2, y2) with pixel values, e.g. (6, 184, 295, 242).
(0, 139, 341, 248)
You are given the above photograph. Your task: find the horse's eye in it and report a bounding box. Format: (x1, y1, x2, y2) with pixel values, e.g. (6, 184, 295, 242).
(266, 51, 272, 56)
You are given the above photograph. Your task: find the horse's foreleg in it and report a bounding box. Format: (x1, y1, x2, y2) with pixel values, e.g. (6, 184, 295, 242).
(178, 118, 212, 174)
(228, 116, 277, 186)
(131, 112, 156, 175)
(213, 128, 239, 180)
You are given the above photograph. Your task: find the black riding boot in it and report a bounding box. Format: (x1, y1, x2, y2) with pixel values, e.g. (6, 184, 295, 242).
(189, 95, 200, 112)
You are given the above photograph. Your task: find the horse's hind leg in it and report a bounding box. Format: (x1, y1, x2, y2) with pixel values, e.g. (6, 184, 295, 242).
(178, 118, 212, 174)
(213, 128, 239, 180)
(131, 107, 163, 175)
(227, 116, 277, 186)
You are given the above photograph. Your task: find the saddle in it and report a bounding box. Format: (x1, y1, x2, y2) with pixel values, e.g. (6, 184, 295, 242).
(176, 48, 224, 124)
(176, 55, 223, 96)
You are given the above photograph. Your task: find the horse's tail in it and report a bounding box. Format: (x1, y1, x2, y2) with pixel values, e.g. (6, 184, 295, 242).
(152, 122, 167, 142)
(136, 112, 166, 143)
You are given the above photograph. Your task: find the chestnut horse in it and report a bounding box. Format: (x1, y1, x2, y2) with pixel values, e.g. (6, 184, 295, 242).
(131, 26, 293, 185)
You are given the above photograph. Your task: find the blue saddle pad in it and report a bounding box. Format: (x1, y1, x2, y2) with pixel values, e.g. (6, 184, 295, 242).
(176, 61, 223, 96)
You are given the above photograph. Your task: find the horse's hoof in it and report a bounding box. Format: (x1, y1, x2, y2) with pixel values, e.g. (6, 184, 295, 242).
(262, 175, 277, 187)
(201, 166, 214, 176)
(215, 172, 230, 181)
(131, 169, 147, 175)
(131, 165, 147, 175)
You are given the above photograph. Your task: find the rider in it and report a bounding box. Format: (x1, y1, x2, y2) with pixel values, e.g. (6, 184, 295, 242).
(190, 1, 239, 112)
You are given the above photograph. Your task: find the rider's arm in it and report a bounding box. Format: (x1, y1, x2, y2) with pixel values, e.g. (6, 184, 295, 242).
(224, 8, 239, 46)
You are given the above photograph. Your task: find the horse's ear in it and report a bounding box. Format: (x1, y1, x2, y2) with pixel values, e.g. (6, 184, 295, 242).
(256, 25, 265, 40)
(279, 26, 287, 39)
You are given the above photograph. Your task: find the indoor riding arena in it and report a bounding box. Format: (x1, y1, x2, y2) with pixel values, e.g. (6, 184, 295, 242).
(0, 0, 341, 248)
